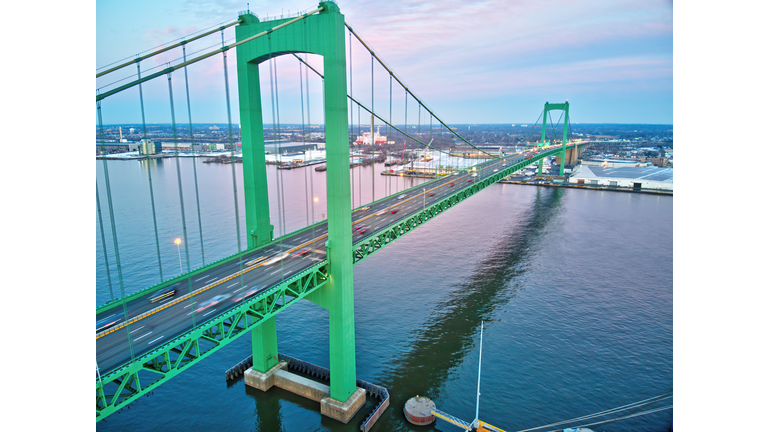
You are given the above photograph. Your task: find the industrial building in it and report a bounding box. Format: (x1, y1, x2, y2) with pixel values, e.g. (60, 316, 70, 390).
(568, 164, 673, 191)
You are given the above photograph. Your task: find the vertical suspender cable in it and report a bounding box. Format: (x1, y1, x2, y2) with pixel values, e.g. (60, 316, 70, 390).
(349, 29, 354, 209)
(371, 54, 375, 210)
(273, 56, 287, 241)
(388, 74, 392, 198)
(96, 182, 114, 301)
(358, 104, 361, 206)
(547, 111, 553, 143)
(182, 43, 206, 265)
(300, 59, 310, 226)
(402, 89, 407, 194)
(222, 45, 242, 253)
(136, 63, 164, 282)
(222, 33, 244, 298)
(268, 51, 281, 236)
(167, 71, 191, 274)
(267, 38, 286, 282)
(97, 99, 136, 361)
(268, 37, 284, 240)
(370, 54, 375, 235)
(305, 54, 315, 227)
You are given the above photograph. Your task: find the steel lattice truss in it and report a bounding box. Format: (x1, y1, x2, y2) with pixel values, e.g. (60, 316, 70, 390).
(96, 143, 587, 420)
(96, 263, 330, 420)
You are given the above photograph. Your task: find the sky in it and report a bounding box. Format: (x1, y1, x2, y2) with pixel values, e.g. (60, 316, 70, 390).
(95, 0, 673, 125)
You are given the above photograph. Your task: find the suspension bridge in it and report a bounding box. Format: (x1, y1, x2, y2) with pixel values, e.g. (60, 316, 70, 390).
(96, 1, 591, 425)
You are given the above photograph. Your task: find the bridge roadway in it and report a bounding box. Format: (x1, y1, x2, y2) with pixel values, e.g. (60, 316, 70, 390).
(96, 148, 558, 375)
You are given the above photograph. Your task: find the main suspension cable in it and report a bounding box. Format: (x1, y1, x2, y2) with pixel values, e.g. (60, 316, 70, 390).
(292, 53, 466, 160)
(96, 19, 242, 78)
(97, 37, 236, 94)
(96, 6, 323, 102)
(345, 21, 495, 158)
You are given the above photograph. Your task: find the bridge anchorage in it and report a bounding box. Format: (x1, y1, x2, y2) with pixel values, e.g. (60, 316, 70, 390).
(95, 0, 593, 426)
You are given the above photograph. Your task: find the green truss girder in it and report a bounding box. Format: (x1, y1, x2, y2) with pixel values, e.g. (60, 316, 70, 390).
(96, 263, 330, 421)
(95, 143, 588, 421)
(350, 144, 587, 263)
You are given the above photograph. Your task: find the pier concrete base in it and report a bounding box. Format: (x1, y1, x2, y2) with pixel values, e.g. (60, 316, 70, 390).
(321, 388, 367, 424)
(273, 369, 331, 402)
(245, 362, 366, 424)
(244, 361, 287, 391)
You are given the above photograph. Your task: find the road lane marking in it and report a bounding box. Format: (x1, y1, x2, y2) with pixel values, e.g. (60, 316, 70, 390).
(148, 335, 164, 345)
(195, 275, 211, 282)
(134, 332, 152, 341)
(203, 309, 217, 317)
(130, 326, 145, 333)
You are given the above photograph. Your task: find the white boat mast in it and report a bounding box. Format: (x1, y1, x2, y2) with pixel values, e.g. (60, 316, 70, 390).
(473, 321, 484, 429)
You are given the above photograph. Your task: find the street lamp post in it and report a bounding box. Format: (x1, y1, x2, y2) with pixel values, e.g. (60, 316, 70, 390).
(175, 238, 183, 274)
(422, 188, 426, 213)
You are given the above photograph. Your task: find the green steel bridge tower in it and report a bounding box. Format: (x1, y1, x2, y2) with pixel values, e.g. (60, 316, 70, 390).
(235, 1, 358, 405)
(538, 101, 571, 176)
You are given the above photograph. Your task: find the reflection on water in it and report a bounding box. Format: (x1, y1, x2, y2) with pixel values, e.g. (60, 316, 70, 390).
(96, 159, 671, 432)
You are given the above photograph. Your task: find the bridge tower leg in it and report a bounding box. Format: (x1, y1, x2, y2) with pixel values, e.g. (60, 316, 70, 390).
(236, 2, 363, 422)
(560, 102, 570, 176)
(238, 55, 275, 250)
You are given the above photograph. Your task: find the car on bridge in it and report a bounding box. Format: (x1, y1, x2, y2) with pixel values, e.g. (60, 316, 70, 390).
(428, 192, 434, 197)
(96, 313, 124, 333)
(149, 284, 179, 303)
(397, 194, 406, 200)
(390, 209, 398, 214)
(196, 294, 232, 312)
(231, 287, 259, 303)
(263, 252, 290, 265)
(448, 183, 454, 187)
(291, 249, 309, 258)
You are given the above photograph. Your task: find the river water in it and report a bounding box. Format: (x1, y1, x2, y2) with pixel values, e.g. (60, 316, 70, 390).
(96, 157, 672, 431)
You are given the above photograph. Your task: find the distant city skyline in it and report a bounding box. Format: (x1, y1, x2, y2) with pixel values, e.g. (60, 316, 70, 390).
(96, 0, 673, 125)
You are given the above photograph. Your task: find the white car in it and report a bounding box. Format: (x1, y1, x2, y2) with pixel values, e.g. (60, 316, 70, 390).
(397, 194, 406, 200)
